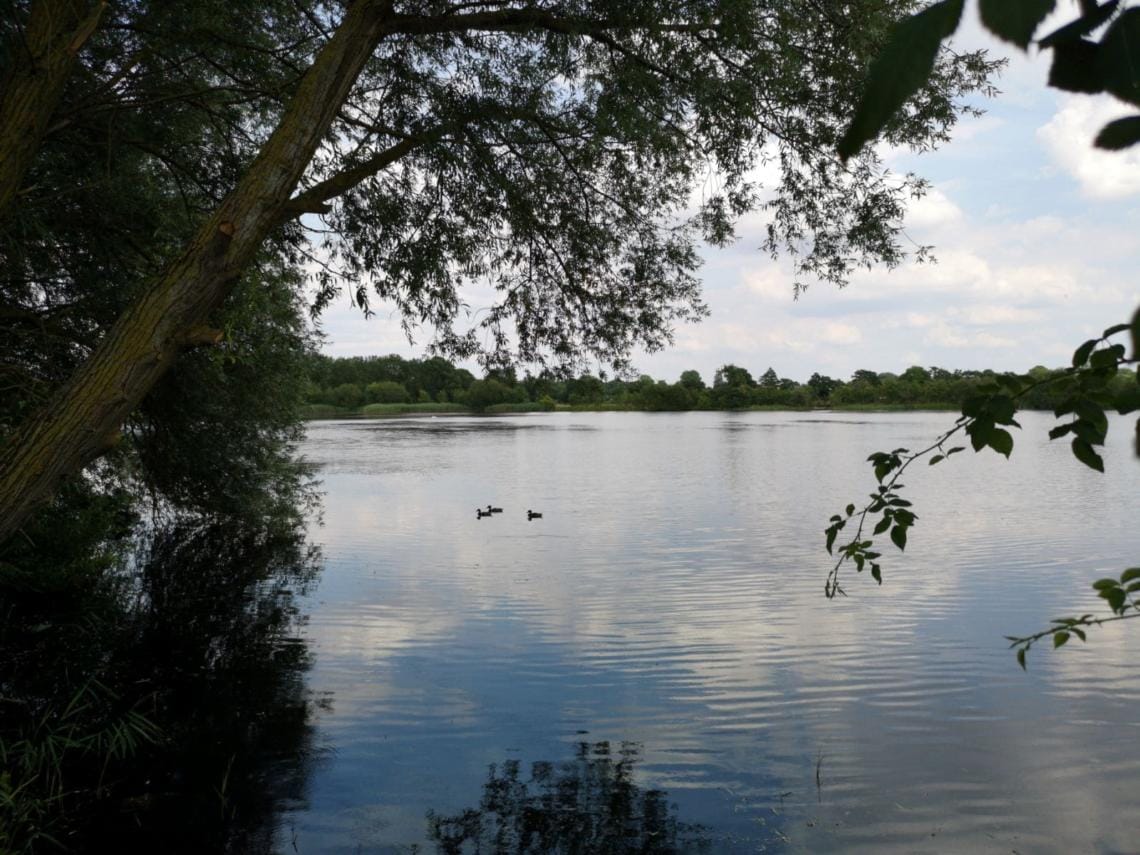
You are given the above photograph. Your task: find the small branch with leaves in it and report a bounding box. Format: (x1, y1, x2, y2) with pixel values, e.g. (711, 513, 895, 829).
(1005, 567, 1140, 669)
(824, 316, 1140, 664)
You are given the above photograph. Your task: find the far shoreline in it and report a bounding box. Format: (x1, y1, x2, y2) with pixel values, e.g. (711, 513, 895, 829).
(302, 401, 967, 421)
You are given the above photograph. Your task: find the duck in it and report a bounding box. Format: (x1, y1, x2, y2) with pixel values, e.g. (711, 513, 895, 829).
(527, 509, 543, 520)
(485, 505, 504, 514)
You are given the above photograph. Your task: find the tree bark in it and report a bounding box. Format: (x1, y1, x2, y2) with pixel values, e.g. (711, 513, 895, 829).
(0, 0, 394, 544)
(0, 0, 105, 221)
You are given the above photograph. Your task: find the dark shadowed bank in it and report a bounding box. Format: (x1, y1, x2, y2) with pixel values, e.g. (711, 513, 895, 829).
(0, 519, 319, 853)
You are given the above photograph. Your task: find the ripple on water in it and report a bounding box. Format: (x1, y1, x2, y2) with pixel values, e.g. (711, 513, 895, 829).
(288, 412, 1140, 854)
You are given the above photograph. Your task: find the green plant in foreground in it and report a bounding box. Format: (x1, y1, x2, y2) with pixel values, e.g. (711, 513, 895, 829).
(829, 0, 1140, 665)
(0, 679, 162, 854)
(825, 317, 1140, 665)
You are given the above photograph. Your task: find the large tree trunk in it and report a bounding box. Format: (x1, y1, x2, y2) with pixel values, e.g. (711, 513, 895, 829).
(0, 0, 104, 221)
(0, 0, 393, 544)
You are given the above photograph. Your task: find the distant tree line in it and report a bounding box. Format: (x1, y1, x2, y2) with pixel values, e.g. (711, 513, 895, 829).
(305, 355, 1138, 413)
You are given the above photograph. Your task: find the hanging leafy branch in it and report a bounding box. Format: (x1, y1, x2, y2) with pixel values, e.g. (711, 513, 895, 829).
(830, 0, 1140, 664)
(825, 317, 1140, 661)
(1004, 565, 1140, 669)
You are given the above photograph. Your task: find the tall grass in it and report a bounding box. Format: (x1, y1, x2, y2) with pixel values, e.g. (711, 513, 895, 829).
(0, 680, 162, 853)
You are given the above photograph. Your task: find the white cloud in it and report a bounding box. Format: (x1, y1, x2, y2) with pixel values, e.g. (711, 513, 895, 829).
(816, 321, 863, 345)
(905, 187, 964, 230)
(949, 304, 1042, 326)
(926, 324, 1016, 349)
(742, 266, 792, 301)
(1038, 96, 1140, 199)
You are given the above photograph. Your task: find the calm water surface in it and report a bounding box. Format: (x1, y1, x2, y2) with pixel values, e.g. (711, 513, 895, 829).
(286, 411, 1139, 853)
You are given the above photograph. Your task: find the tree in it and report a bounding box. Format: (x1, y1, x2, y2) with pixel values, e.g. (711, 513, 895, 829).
(807, 372, 841, 400)
(428, 742, 706, 852)
(679, 369, 706, 391)
(826, 0, 1140, 663)
(900, 365, 931, 384)
(0, 0, 998, 544)
(567, 374, 606, 405)
(465, 378, 513, 411)
(366, 380, 410, 404)
(713, 364, 755, 389)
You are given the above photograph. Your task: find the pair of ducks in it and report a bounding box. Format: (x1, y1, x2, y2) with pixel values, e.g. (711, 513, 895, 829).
(475, 504, 543, 520)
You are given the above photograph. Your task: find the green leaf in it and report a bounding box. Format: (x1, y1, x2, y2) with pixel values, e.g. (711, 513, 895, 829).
(1120, 567, 1140, 583)
(989, 395, 1017, 424)
(1090, 343, 1126, 368)
(1075, 403, 1109, 441)
(995, 373, 1024, 391)
(1073, 419, 1106, 446)
(873, 515, 892, 535)
(980, 0, 1054, 48)
(946, 446, 965, 456)
(1071, 437, 1105, 472)
(1039, 0, 1119, 47)
(1017, 647, 1027, 670)
(846, 503, 856, 517)
(929, 454, 944, 465)
(871, 564, 882, 584)
(1103, 322, 1132, 337)
(837, 0, 966, 161)
(1073, 338, 1098, 367)
(1105, 587, 1127, 614)
(1114, 386, 1140, 414)
(1049, 39, 1104, 93)
(988, 427, 1014, 458)
(1053, 631, 1070, 648)
(1094, 116, 1140, 150)
(892, 509, 916, 526)
(1093, 578, 1120, 591)
(969, 418, 993, 451)
(1099, 9, 1140, 106)
(890, 524, 908, 551)
(1072, 627, 1087, 641)
(825, 524, 841, 554)
(962, 394, 986, 417)
(1049, 422, 1075, 440)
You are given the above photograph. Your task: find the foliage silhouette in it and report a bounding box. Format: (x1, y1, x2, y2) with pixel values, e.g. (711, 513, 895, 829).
(427, 741, 708, 854)
(0, 519, 320, 853)
(830, 0, 1140, 663)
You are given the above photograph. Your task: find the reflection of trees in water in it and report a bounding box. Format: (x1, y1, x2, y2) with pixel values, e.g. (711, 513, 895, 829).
(0, 520, 320, 853)
(428, 741, 709, 854)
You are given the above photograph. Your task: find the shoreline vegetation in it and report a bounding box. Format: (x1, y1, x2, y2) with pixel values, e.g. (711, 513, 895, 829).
(303, 354, 1137, 420)
(301, 401, 963, 419)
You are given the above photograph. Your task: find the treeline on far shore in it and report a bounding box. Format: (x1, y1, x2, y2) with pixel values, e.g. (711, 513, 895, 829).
(303, 355, 1138, 418)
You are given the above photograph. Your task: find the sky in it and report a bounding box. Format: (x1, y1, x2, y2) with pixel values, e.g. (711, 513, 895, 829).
(312, 5, 1140, 385)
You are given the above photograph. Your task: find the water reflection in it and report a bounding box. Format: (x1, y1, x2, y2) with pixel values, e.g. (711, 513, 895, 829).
(427, 742, 709, 854)
(0, 520, 321, 853)
(294, 412, 1140, 854)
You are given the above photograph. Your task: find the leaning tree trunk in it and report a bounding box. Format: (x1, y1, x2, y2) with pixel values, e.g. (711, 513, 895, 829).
(0, 0, 393, 545)
(0, 0, 105, 222)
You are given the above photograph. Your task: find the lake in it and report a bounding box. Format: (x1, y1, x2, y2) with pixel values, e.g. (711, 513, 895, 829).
(286, 410, 1139, 853)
